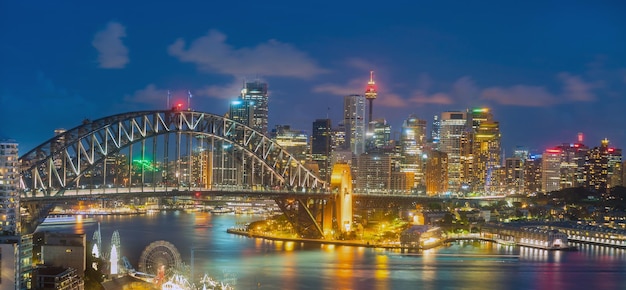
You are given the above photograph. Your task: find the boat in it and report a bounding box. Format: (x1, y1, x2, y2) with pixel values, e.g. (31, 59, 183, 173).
(40, 215, 96, 226)
(210, 207, 234, 214)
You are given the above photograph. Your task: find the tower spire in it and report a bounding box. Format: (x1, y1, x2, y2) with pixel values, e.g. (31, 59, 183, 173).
(365, 70, 378, 135)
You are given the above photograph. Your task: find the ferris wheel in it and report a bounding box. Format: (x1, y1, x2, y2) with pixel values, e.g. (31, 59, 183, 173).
(137, 240, 182, 276)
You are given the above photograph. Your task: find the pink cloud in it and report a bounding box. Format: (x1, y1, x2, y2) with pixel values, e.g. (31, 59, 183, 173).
(481, 85, 556, 106)
(558, 72, 595, 102)
(408, 91, 453, 105)
(379, 93, 408, 108)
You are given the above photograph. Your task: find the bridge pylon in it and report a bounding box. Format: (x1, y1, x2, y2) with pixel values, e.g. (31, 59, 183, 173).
(329, 163, 352, 234)
(275, 163, 353, 239)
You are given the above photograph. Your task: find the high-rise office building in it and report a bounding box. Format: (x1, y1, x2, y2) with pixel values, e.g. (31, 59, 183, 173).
(400, 115, 427, 187)
(431, 115, 440, 145)
(557, 142, 588, 189)
(469, 108, 501, 193)
(0, 139, 32, 290)
(585, 139, 622, 193)
(312, 119, 332, 182)
(343, 94, 366, 156)
(505, 157, 524, 194)
(367, 119, 392, 150)
(229, 99, 255, 127)
(524, 154, 542, 194)
(424, 149, 448, 196)
(271, 125, 309, 163)
(230, 80, 269, 135)
(0, 139, 19, 237)
(356, 152, 391, 193)
(439, 111, 468, 191)
(542, 148, 561, 193)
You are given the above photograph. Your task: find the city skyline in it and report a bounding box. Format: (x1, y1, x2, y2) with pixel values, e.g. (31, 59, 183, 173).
(1, 1, 625, 153)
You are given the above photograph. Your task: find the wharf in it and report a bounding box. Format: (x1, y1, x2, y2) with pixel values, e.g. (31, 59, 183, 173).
(227, 228, 437, 250)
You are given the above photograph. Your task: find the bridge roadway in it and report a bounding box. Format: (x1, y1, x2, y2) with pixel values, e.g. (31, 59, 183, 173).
(20, 186, 508, 204)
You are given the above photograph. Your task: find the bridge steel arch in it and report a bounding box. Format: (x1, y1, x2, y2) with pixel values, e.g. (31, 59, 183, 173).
(19, 110, 327, 199)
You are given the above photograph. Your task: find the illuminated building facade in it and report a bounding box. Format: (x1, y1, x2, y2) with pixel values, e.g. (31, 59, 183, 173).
(391, 171, 415, 194)
(0, 139, 19, 236)
(367, 119, 392, 150)
(424, 150, 448, 195)
(542, 148, 561, 193)
(1, 139, 33, 290)
(431, 115, 440, 145)
(505, 157, 524, 194)
(343, 94, 366, 156)
(557, 142, 588, 189)
(271, 125, 309, 163)
(228, 99, 255, 127)
(461, 108, 501, 194)
(230, 80, 269, 135)
(400, 115, 427, 187)
(356, 152, 391, 193)
(524, 155, 542, 194)
(312, 119, 332, 182)
(585, 139, 622, 193)
(439, 111, 468, 192)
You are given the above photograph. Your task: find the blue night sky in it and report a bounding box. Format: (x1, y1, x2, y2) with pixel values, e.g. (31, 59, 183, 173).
(1, 1, 625, 154)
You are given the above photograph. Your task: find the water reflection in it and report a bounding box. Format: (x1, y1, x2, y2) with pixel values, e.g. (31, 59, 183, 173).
(38, 212, 626, 290)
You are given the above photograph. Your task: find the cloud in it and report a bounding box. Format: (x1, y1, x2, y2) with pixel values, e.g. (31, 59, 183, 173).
(125, 81, 243, 107)
(92, 21, 129, 69)
(345, 58, 376, 71)
(408, 91, 453, 105)
(452, 76, 479, 100)
(481, 85, 557, 106)
(193, 80, 243, 100)
(168, 30, 326, 78)
(124, 84, 168, 104)
(379, 93, 408, 108)
(313, 78, 363, 96)
(558, 73, 595, 102)
(481, 73, 595, 106)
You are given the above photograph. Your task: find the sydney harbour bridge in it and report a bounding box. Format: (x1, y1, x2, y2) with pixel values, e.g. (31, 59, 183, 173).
(18, 108, 450, 238)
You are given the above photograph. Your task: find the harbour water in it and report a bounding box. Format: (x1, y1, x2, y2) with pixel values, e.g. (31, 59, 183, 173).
(37, 211, 626, 289)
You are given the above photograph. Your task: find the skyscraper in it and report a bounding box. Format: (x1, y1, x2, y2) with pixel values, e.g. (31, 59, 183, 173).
(0, 139, 19, 237)
(229, 99, 255, 127)
(368, 119, 392, 150)
(343, 94, 366, 156)
(424, 149, 448, 196)
(439, 111, 468, 191)
(312, 119, 332, 182)
(431, 115, 440, 145)
(469, 108, 501, 193)
(400, 115, 427, 187)
(271, 125, 309, 163)
(585, 139, 623, 193)
(232, 80, 269, 135)
(542, 148, 561, 193)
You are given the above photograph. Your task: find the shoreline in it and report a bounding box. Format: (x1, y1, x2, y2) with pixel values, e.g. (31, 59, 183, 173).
(227, 228, 578, 251)
(226, 228, 428, 250)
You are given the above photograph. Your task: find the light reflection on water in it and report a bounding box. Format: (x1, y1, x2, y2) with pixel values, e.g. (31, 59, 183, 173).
(38, 211, 626, 290)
